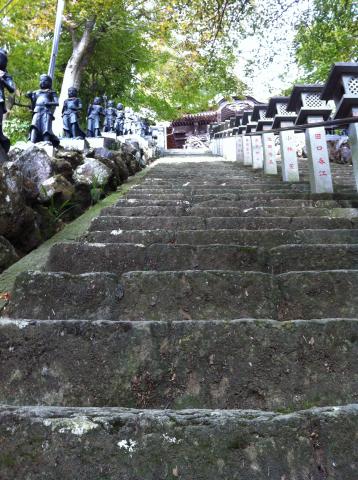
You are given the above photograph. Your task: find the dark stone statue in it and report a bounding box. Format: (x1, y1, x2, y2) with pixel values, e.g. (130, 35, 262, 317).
(62, 87, 86, 139)
(87, 97, 104, 137)
(26, 74, 60, 147)
(0, 49, 15, 153)
(115, 102, 125, 136)
(104, 100, 117, 133)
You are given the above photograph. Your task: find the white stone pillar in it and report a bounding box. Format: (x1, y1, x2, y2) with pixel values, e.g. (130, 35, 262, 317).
(348, 109, 358, 191)
(226, 135, 236, 162)
(279, 122, 299, 182)
(236, 135, 244, 163)
(262, 132, 277, 175)
(222, 135, 228, 158)
(243, 135, 253, 166)
(251, 134, 264, 169)
(305, 117, 333, 193)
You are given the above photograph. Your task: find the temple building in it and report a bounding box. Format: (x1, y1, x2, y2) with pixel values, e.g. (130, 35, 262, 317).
(167, 95, 261, 149)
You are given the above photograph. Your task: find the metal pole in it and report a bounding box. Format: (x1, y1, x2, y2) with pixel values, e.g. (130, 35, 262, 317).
(48, 0, 65, 80)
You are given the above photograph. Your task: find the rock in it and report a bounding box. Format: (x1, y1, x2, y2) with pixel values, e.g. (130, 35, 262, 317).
(73, 158, 111, 186)
(0, 235, 19, 272)
(14, 145, 53, 195)
(340, 144, 352, 164)
(52, 158, 73, 180)
(8, 141, 30, 162)
(0, 144, 8, 165)
(39, 175, 75, 202)
(55, 149, 84, 168)
(87, 147, 113, 160)
(0, 163, 34, 239)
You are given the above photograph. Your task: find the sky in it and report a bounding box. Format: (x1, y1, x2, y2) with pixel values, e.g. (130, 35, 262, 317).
(234, 0, 308, 101)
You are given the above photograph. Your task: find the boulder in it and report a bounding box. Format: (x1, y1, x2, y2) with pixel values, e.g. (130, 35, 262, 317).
(39, 175, 75, 202)
(14, 145, 53, 195)
(0, 144, 8, 165)
(0, 235, 19, 272)
(73, 158, 111, 186)
(52, 158, 73, 180)
(87, 147, 130, 182)
(0, 163, 34, 239)
(55, 149, 84, 168)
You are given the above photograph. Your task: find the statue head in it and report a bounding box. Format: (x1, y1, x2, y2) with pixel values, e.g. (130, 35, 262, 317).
(40, 74, 52, 89)
(93, 96, 102, 105)
(107, 100, 114, 107)
(0, 49, 8, 70)
(117, 103, 124, 110)
(68, 87, 78, 98)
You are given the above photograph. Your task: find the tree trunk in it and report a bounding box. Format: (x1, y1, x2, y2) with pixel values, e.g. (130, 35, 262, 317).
(53, 19, 96, 136)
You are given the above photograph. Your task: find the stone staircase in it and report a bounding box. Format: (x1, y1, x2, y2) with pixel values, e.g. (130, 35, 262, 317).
(1, 154, 357, 478)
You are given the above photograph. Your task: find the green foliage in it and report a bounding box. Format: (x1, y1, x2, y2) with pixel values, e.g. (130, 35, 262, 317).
(3, 117, 30, 143)
(90, 175, 105, 204)
(294, 0, 358, 82)
(1, 0, 252, 124)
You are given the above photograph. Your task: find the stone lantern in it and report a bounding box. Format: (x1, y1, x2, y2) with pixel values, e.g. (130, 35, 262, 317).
(224, 118, 238, 162)
(255, 105, 276, 175)
(241, 110, 253, 166)
(321, 62, 358, 190)
(288, 85, 333, 193)
(267, 97, 299, 182)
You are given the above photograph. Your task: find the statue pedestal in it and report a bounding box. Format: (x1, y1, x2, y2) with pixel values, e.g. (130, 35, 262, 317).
(101, 132, 117, 140)
(35, 142, 55, 158)
(59, 138, 89, 152)
(87, 137, 116, 149)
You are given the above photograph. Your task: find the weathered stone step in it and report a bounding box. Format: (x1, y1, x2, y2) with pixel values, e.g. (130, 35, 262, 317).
(125, 192, 358, 202)
(100, 205, 355, 218)
(89, 215, 354, 232)
(130, 184, 310, 193)
(7, 270, 358, 321)
(0, 404, 357, 479)
(45, 242, 358, 275)
(270, 244, 358, 273)
(0, 318, 357, 410)
(84, 228, 358, 247)
(116, 198, 347, 208)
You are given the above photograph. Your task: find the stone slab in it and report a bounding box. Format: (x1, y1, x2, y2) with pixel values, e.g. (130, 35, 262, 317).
(0, 404, 357, 479)
(84, 228, 358, 247)
(89, 215, 354, 232)
(7, 269, 358, 321)
(0, 318, 357, 410)
(87, 137, 116, 149)
(59, 138, 89, 152)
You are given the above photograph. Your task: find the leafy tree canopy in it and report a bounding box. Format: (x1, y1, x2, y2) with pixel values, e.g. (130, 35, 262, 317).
(294, 0, 358, 82)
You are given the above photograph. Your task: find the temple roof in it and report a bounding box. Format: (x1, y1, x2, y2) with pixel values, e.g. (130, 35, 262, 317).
(171, 111, 218, 126)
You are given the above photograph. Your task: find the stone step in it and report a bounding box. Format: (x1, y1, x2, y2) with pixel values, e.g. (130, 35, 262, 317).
(116, 198, 349, 208)
(84, 228, 358, 247)
(7, 270, 358, 321)
(124, 192, 358, 202)
(0, 318, 357, 410)
(100, 206, 356, 218)
(89, 215, 355, 232)
(129, 185, 311, 193)
(0, 404, 357, 479)
(45, 242, 358, 275)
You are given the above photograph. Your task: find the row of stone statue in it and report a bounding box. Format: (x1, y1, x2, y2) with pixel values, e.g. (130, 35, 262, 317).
(85, 97, 150, 139)
(0, 49, 150, 152)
